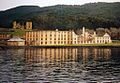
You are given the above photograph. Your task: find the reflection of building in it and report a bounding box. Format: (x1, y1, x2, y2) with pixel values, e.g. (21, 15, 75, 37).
(77, 47, 111, 63)
(7, 37, 25, 46)
(82, 48, 89, 62)
(93, 48, 111, 60)
(25, 48, 78, 63)
(24, 47, 111, 65)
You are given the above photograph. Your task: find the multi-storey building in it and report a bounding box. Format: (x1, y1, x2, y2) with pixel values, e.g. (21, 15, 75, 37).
(24, 29, 77, 46)
(78, 27, 112, 44)
(5, 21, 112, 46)
(24, 27, 112, 46)
(0, 33, 10, 40)
(13, 21, 32, 30)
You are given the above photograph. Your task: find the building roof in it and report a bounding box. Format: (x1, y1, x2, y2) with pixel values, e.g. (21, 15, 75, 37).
(103, 33, 110, 37)
(7, 37, 25, 42)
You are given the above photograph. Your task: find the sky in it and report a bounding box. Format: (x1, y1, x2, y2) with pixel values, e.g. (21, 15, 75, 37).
(0, 0, 120, 11)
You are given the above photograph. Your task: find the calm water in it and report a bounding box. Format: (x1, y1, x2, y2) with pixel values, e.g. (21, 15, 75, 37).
(0, 47, 120, 83)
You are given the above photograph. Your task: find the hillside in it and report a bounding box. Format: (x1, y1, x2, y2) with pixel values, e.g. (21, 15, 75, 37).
(0, 2, 120, 30)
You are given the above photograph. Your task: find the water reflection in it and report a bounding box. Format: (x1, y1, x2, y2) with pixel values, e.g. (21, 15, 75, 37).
(76, 48, 111, 65)
(0, 47, 120, 83)
(25, 48, 78, 63)
(24, 47, 111, 64)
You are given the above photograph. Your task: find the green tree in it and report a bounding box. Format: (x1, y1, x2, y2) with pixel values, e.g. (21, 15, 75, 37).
(11, 29, 25, 37)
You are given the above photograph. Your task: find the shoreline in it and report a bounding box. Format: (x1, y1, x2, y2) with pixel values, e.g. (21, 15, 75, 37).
(0, 43, 120, 49)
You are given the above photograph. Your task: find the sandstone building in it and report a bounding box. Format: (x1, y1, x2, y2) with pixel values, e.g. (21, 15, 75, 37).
(13, 21, 32, 30)
(25, 29, 77, 46)
(1, 21, 112, 46)
(24, 27, 112, 46)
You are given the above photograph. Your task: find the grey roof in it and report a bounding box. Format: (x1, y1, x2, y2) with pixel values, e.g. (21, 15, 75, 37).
(7, 37, 25, 42)
(103, 33, 110, 37)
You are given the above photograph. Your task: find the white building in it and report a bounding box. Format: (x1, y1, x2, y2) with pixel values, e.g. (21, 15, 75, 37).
(7, 37, 25, 46)
(78, 27, 112, 44)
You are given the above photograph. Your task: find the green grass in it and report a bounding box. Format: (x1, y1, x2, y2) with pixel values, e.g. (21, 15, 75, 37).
(29, 43, 120, 47)
(1, 41, 120, 47)
(112, 40, 120, 43)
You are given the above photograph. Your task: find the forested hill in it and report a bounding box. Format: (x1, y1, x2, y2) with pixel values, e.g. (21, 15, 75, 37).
(0, 2, 120, 30)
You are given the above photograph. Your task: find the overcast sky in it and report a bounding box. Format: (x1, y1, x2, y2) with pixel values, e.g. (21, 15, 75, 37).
(0, 0, 120, 11)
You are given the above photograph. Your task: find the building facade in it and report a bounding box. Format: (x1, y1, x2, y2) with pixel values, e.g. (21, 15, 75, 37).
(24, 27, 112, 46)
(0, 20, 112, 46)
(25, 29, 77, 46)
(13, 21, 32, 30)
(78, 27, 112, 44)
(7, 37, 25, 46)
(0, 33, 10, 40)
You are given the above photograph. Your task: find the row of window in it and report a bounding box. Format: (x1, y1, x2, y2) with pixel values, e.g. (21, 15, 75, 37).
(26, 32, 69, 35)
(78, 40, 110, 43)
(29, 41, 71, 44)
(97, 40, 110, 43)
(96, 37, 110, 39)
(27, 31, 69, 34)
(26, 34, 71, 38)
(26, 37, 72, 40)
(78, 41, 95, 43)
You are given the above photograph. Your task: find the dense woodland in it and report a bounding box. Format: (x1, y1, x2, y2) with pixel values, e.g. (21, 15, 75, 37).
(0, 2, 120, 39)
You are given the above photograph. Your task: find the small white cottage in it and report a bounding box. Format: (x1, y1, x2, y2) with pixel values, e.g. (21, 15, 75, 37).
(7, 37, 25, 46)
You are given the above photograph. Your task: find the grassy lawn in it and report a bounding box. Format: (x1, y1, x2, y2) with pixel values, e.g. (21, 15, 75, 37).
(1, 40, 120, 47)
(112, 40, 120, 43)
(29, 43, 120, 47)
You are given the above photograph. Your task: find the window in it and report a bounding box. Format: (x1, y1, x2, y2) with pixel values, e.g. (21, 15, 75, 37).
(41, 42, 43, 44)
(75, 41, 76, 44)
(58, 41, 60, 44)
(64, 41, 66, 44)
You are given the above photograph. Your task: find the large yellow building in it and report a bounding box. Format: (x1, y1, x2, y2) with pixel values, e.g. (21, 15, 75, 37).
(25, 29, 77, 46)
(0, 21, 112, 46)
(4, 21, 111, 46)
(24, 27, 112, 46)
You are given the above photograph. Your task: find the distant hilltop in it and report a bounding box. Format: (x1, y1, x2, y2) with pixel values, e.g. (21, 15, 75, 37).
(0, 2, 120, 30)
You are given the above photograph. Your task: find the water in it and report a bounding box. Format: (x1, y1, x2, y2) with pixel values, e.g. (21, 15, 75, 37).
(0, 47, 120, 83)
